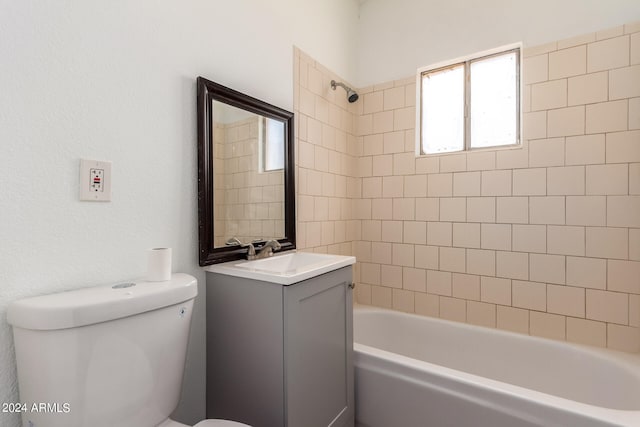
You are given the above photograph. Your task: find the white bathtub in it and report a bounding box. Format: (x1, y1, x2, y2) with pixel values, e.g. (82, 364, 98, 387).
(353, 306, 640, 427)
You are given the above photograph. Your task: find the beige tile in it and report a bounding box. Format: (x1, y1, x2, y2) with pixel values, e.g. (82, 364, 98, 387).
(453, 222, 480, 248)
(568, 71, 608, 106)
(439, 247, 466, 273)
(631, 295, 640, 327)
(565, 134, 605, 165)
(481, 276, 512, 305)
(415, 156, 439, 174)
(393, 107, 415, 131)
(362, 220, 382, 242)
(566, 318, 606, 348)
(427, 173, 453, 197)
(440, 296, 466, 322)
(392, 243, 414, 267)
(630, 98, 640, 130)
(587, 35, 630, 73)
(630, 163, 640, 195)
(414, 245, 439, 270)
(372, 154, 393, 176)
(440, 153, 467, 173)
(467, 301, 497, 328)
(392, 289, 415, 313)
(530, 311, 566, 341)
(523, 111, 547, 140)
(513, 225, 547, 253)
(405, 83, 417, 107)
(558, 32, 596, 50)
(363, 134, 384, 156)
(481, 170, 512, 196)
(496, 145, 529, 169)
(383, 131, 405, 154)
(607, 260, 640, 294)
(372, 110, 394, 134)
(529, 196, 565, 225)
(609, 65, 640, 100)
(523, 54, 548, 84)
(452, 273, 481, 300)
(404, 175, 428, 197)
(530, 253, 565, 284)
(566, 196, 606, 226)
(586, 289, 628, 324)
(547, 106, 585, 137)
(361, 263, 381, 285)
(356, 283, 372, 305)
(415, 198, 440, 221)
(393, 198, 415, 221)
(371, 285, 392, 308)
(481, 224, 511, 251)
(608, 196, 640, 228)
(466, 249, 496, 276)
(548, 166, 585, 195)
(597, 26, 624, 40)
(467, 197, 496, 223)
(381, 264, 403, 289)
(513, 280, 547, 311)
(547, 225, 585, 256)
(497, 306, 530, 334)
(586, 100, 628, 134)
(403, 267, 427, 292)
(372, 198, 393, 220)
(453, 171, 481, 196)
(393, 152, 416, 175)
(427, 270, 452, 296)
(607, 130, 640, 164)
(549, 45, 586, 79)
(529, 138, 565, 167)
(607, 324, 640, 353)
(371, 242, 392, 264)
(524, 41, 557, 58)
(531, 79, 567, 111)
(466, 151, 496, 171)
(633, 32, 640, 65)
(631, 228, 640, 261)
(496, 197, 528, 224)
(362, 177, 382, 198)
(440, 198, 466, 222)
(586, 227, 629, 259)
(513, 168, 547, 195)
(384, 86, 405, 111)
(427, 221, 452, 246)
(547, 284, 585, 317)
(586, 164, 628, 195)
(403, 221, 426, 245)
(415, 292, 439, 317)
(496, 251, 529, 280)
(381, 220, 403, 243)
(382, 176, 404, 197)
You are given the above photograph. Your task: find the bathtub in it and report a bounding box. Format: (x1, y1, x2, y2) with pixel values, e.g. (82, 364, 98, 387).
(353, 306, 640, 427)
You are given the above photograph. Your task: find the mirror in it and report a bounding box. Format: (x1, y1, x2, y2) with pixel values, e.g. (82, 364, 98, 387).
(197, 77, 295, 265)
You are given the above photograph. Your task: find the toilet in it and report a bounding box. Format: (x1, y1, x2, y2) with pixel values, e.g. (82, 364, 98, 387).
(7, 273, 250, 427)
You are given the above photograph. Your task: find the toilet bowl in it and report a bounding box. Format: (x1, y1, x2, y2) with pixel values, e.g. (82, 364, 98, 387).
(7, 274, 250, 427)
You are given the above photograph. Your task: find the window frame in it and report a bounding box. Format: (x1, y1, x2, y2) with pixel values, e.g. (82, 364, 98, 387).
(259, 116, 285, 173)
(416, 44, 522, 156)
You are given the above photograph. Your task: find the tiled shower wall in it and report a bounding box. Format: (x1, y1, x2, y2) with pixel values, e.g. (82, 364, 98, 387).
(293, 47, 360, 258)
(352, 22, 640, 352)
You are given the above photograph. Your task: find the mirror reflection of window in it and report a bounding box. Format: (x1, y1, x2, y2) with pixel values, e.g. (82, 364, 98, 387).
(262, 118, 284, 172)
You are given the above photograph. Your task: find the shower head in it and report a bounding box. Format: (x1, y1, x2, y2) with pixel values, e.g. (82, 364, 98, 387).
(331, 80, 359, 103)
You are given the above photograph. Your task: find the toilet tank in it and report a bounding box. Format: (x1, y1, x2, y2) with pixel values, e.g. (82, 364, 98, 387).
(7, 273, 198, 427)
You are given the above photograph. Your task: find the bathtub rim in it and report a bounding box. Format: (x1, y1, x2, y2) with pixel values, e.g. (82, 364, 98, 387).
(353, 305, 640, 426)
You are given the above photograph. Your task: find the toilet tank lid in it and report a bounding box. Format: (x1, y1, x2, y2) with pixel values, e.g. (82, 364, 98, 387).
(7, 273, 198, 331)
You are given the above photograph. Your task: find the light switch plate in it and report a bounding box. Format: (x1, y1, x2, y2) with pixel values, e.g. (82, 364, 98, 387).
(80, 159, 112, 201)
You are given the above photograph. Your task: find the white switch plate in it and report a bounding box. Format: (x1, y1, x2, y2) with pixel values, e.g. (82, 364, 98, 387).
(80, 159, 112, 201)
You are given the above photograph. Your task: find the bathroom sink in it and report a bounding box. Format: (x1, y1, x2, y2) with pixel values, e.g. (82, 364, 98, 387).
(205, 252, 355, 285)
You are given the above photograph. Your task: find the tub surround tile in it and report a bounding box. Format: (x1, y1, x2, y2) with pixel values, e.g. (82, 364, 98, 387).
(497, 306, 530, 334)
(467, 301, 496, 328)
(530, 311, 566, 341)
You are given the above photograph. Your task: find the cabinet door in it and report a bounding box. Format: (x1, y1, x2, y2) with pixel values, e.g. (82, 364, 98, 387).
(284, 267, 354, 427)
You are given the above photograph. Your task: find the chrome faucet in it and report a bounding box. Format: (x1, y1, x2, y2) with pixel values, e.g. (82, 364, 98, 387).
(225, 237, 256, 259)
(254, 239, 282, 260)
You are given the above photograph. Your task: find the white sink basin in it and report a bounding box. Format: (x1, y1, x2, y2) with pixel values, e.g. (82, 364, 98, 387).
(205, 252, 356, 285)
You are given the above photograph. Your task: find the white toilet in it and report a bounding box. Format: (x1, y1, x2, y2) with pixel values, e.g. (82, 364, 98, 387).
(7, 273, 250, 427)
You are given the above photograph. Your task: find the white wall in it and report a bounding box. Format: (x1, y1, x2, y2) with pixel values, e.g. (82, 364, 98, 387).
(0, 1, 358, 426)
(356, 0, 640, 86)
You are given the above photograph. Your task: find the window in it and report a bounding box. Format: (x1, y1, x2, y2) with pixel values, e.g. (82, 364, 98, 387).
(419, 47, 520, 155)
(260, 117, 285, 171)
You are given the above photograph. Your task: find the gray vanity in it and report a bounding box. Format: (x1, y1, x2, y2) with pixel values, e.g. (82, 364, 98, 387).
(205, 252, 356, 427)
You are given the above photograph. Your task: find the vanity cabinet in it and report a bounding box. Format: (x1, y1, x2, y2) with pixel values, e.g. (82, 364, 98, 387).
(205, 266, 354, 427)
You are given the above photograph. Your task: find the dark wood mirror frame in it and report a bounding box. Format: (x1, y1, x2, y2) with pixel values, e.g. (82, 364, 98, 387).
(197, 76, 296, 266)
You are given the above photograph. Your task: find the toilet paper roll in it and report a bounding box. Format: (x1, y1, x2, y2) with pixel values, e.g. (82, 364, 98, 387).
(147, 247, 172, 282)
